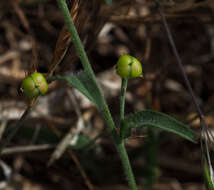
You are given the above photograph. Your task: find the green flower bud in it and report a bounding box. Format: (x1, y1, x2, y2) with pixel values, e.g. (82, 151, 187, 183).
(116, 54, 143, 78)
(21, 72, 48, 99)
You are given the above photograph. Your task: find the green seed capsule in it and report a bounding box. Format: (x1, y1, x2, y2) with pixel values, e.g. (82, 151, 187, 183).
(21, 72, 48, 99)
(116, 54, 143, 78)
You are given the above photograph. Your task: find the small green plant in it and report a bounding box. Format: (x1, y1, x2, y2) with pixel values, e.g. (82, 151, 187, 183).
(48, 1, 197, 189)
(21, 72, 48, 99)
(5, 1, 196, 190)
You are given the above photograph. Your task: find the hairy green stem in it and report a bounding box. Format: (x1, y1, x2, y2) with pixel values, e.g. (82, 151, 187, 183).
(119, 78, 137, 189)
(120, 78, 128, 121)
(56, 0, 94, 77)
(56, 0, 137, 189)
(117, 142, 138, 190)
(102, 105, 137, 190)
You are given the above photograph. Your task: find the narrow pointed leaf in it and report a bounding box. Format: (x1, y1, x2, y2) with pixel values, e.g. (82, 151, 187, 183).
(121, 110, 197, 142)
(49, 71, 104, 110)
(74, 71, 104, 109)
(203, 157, 214, 190)
(104, 0, 112, 5)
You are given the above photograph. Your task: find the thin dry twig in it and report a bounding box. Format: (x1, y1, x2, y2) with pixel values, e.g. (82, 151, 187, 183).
(0, 107, 31, 155)
(67, 88, 82, 117)
(0, 119, 8, 140)
(10, 0, 38, 72)
(47, 124, 95, 190)
(1, 144, 55, 155)
(156, 1, 214, 142)
(0, 51, 19, 64)
(48, 89, 85, 166)
(48, 117, 84, 166)
(156, 0, 214, 184)
(47, 87, 95, 189)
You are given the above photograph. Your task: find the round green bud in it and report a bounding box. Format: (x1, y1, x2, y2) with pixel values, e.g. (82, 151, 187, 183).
(116, 54, 143, 78)
(21, 72, 48, 99)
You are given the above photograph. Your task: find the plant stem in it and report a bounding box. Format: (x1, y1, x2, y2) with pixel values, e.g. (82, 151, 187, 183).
(56, 0, 94, 77)
(102, 105, 137, 190)
(120, 78, 128, 121)
(119, 79, 137, 190)
(117, 142, 138, 190)
(56, 0, 138, 189)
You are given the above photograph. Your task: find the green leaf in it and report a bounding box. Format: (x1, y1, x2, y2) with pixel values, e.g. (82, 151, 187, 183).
(71, 134, 91, 150)
(203, 158, 214, 190)
(50, 71, 104, 110)
(121, 110, 197, 142)
(104, 0, 112, 5)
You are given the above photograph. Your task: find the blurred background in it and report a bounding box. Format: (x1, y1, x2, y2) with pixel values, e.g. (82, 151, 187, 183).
(0, 0, 214, 189)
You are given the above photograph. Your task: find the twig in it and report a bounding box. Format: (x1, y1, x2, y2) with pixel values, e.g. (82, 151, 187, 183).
(0, 119, 8, 140)
(48, 118, 84, 166)
(156, 0, 214, 184)
(67, 89, 82, 117)
(48, 89, 85, 165)
(156, 1, 204, 119)
(1, 144, 55, 155)
(0, 107, 31, 155)
(11, 0, 38, 71)
(156, 1, 214, 141)
(47, 123, 95, 190)
(67, 148, 95, 190)
(0, 51, 19, 64)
